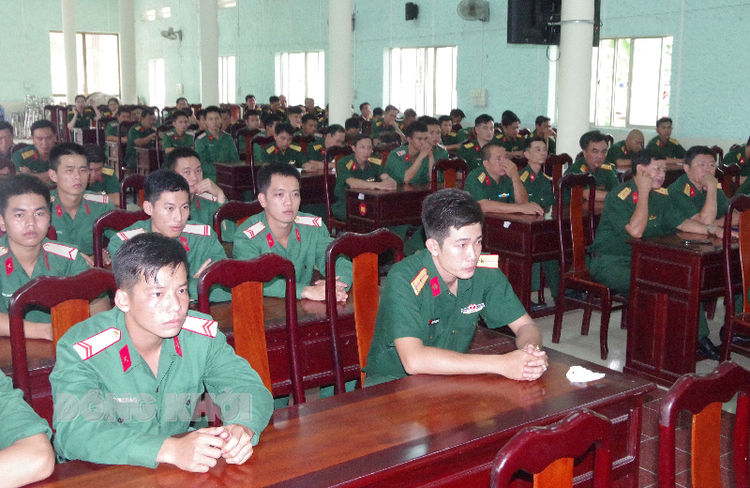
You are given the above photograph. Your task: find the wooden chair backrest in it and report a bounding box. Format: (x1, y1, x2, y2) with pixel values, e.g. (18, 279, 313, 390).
(724, 195, 750, 317)
(431, 157, 468, 192)
(212, 200, 263, 243)
(490, 409, 613, 488)
(545, 153, 572, 196)
(658, 361, 750, 488)
(120, 173, 146, 209)
(710, 144, 724, 165)
(557, 173, 597, 273)
(92, 209, 150, 267)
(718, 163, 741, 198)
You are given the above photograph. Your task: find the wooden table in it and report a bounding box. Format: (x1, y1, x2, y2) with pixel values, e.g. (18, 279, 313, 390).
(625, 233, 740, 386)
(345, 184, 432, 233)
(29, 327, 653, 487)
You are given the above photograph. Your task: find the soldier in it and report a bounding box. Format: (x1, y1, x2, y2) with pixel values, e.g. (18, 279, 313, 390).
(607, 129, 644, 171)
(104, 97, 121, 118)
(220, 107, 233, 133)
(456, 114, 496, 172)
(439, 115, 464, 152)
(364, 189, 547, 386)
(286, 106, 303, 132)
(0, 174, 90, 340)
(84, 144, 119, 203)
(0, 121, 15, 176)
(306, 124, 345, 171)
(344, 117, 362, 142)
(299, 113, 319, 138)
(371, 105, 403, 144)
(105, 106, 132, 145)
(124, 108, 157, 172)
(668, 146, 728, 226)
(162, 110, 194, 155)
(232, 164, 352, 301)
(563, 130, 619, 201)
(194, 105, 239, 182)
(12, 119, 57, 183)
(242, 94, 257, 118)
(401, 108, 417, 130)
(722, 135, 750, 184)
(359, 102, 371, 122)
(256, 123, 307, 168)
(385, 121, 433, 184)
(530, 115, 556, 155)
(417, 115, 450, 164)
(51, 233, 273, 471)
(107, 169, 228, 301)
(495, 110, 526, 158)
(67, 94, 101, 130)
(646, 117, 686, 163)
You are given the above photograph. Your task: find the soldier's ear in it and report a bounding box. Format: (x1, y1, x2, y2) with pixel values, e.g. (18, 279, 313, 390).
(425, 237, 440, 257)
(114, 289, 131, 312)
(0, 214, 5, 232)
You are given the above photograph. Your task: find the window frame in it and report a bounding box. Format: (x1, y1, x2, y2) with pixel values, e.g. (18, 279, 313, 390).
(49, 30, 121, 100)
(274, 50, 326, 107)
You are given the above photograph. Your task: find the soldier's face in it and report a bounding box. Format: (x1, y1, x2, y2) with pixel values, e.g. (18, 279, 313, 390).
(657, 122, 672, 141)
(246, 116, 260, 130)
(288, 114, 302, 128)
(426, 223, 483, 282)
(407, 131, 429, 152)
(206, 112, 222, 132)
(275, 132, 292, 152)
(536, 120, 551, 137)
(524, 141, 548, 166)
(502, 122, 519, 138)
(440, 121, 452, 136)
(645, 159, 667, 189)
(108, 100, 119, 113)
(118, 112, 132, 123)
(117, 263, 189, 340)
(325, 131, 345, 149)
(384, 109, 398, 125)
(259, 175, 301, 226)
(176, 99, 189, 110)
(685, 154, 715, 187)
(427, 125, 441, 145)
(141, 114, 156, 130)
(483, 146, 510, 179)
(0, 193, 50, 250)
(31, 127, 56, 157)
(583, 140, 608, 169)
(49, 154, 89, 197)
(626, 131, 644, 152)
(354, 138, 373, 163)
(145, 190, 190, 239)
(475, 121, 495, 144)
(302, 120, 317, 136)
(173, 157, 203, 193)
(174, 116, 189, 134)
(0, 129, 13, 154)
(361, 104, 371, 118)
(88, 162, 104, 185)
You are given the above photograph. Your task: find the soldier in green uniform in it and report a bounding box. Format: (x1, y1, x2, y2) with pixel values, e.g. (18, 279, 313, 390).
(646, 117, 686, 163)
(344, 117, 362, 142)
(0, 373, 55, 486)
(364, 189, 548, 386)
(564, 130, 619, 201)
(589, 149, 725, 359)
(332, 135, 397, 220)
(371, 105, 403, 144)
(418, 115, 451, 164)
(105, 107, 131, 145)
(51, 233, 273, 471)
(67, 94, 101, 130)
(12, 120, 57, 184)
(607, 129, 644, 172)
(494, 110, 526, 158)
(194, 106, 239, 183)
(306, 124, 344, 172)
(439, 115, 465, 152)
(722, 136, 750, 181)
(456, 114, 496, 172)
(48, 143, 115, 261)
(232, 164, 352, 301)
(84, 144, 120, 202)
(0, 174, 90, 340)
(530, 115, 556, 155)
(385, 121, 433, 185)
(162, 110, 194, 156)
(107, 169, 228, 301)
(300, 113, 319, 138)
(359, 102, 372, 124)
(256, 123, 307, 168)
(286, 106, 303, 133)
(262, 96, 285, 120)
(125, 108, 157, 171)
(668, 146, 728, 226)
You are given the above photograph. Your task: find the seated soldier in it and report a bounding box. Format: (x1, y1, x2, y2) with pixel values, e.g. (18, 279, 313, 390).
(107, 169, 228, 301)
(385, 121, 433, 185)
(195, 108, 207, 132)
(239, 109, 262, 133)
(256, 123, 307, 168)
(668, 145, 728, 227)
(12, 119, 57, 184)
(417, 115, 450, 164)
(194, 106, 239, 182)
(465, 144, 544, 216)
(300, 113, 319, 139)
(722, 135, 750, 185)
(104, 97, 120, 118)
(646, 116, 686, 164)
(124, 108, 157, 172)
(450, 108, 466, 131)
(344, 116, 362, 144)
(589, 149, 726, 360)
(67, 94, 101, 130)
(456, 113, 497, 171)
(364, 189, 548, 386)
(242, 94, 257, 118)
(252, 113, 281, 163)
(175, 96, 198, 125)
(0, 373, 54, 487)
(83, 144, 119, 203)
(359, 102, 371, 122)
(232, 164, 352, 302)
(439, 115, 464, 152)
(564, 130, 619, 201)
(48, 143, 115, 264)
(495, 110, 526, 158)
(332, 134, 397, 220)
(105, 106, 131, 145)
(220, 107, 233, 133)
(166, 147, 235, 241)
(306, 124, 345, 171)
(607, 129, 644, 171)
(51, 233, 273, 471)
(530, 115, 556, 155)
(286, 106, 303, 132)
(263, 95, 285, 119)
(371, 105, 403, 144)
(162, 110, 194, 155)
(0, 121, 15, 166)
(0, 174, 90, 340)
(400, 108, 417, 131)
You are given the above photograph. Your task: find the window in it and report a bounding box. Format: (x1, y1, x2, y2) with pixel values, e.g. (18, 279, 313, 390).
(148, 58, 165, 108)
(218, 56, 236, 104)
(385, 46, 457, 117)
(275, 51, 325, 107)
(49, 32, 120, 102)
(590, 36, 673, 127)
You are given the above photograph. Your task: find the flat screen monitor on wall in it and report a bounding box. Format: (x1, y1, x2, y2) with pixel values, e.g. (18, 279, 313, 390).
(507, 0, 600, 46)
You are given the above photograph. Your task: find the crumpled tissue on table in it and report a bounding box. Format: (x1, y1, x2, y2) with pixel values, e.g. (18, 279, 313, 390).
(566, 365, 605, 383)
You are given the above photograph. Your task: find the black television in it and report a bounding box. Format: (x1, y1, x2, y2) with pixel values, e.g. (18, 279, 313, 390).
(507, 0, 600, 46)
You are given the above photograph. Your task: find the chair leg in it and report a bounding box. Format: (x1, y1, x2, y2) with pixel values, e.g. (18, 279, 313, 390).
(599, 293, 612, 360)
(581, 297, 593, 336)
(620, 301, 628, 330)
(721, 320, 733, 361)
(553, 290, 566, 344)
(705, 298, 717, 320)
(538, 269, 546, 305)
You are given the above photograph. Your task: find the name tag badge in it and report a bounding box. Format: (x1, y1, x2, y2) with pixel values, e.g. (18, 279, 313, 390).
(358, 193, 365, 200)
(428, 318, 440, 326)
(460, 303, 485, 314)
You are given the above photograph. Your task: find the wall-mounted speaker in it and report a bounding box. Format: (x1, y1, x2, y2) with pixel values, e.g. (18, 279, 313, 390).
(406, 2, 419, 21)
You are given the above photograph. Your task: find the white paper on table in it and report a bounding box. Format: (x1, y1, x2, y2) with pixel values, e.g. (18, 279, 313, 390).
(566, 365, 605, 383)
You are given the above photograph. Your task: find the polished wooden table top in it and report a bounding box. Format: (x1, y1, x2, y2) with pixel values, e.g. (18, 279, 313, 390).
(345, 183, 433, 233)
(30, 328, 654, 487)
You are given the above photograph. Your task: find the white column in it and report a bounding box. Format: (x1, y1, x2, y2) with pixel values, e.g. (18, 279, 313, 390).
(328, 0, 354, 125)
(199, 0, 219, 106)
(555, 0, 595, 157)
(119, 0, 136, 104)
(61, 0, 77, 103)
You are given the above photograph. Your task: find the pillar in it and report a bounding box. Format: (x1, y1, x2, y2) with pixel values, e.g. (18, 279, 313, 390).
(119, 0, 136, 104)
(61, 0, 77, 103)
(328, 0, 354, 125)
(199, 0, 219, 106)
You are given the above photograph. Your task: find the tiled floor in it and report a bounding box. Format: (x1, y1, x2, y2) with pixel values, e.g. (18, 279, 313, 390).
(538, 294, 748, 487)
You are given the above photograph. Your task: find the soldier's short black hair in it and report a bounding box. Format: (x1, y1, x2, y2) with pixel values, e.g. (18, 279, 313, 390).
(83, 144, 106, 165)
(417, 116, 439, 127)
(196, 109, 207, 119)
(422, 189, 483, 246)
(175, 97, 188, 105)
(140, 108, 155, 118)
(450, 108, 466, 119)
(438, 115, 452, 124)
(481, 142, 502, 162)
(204, 105, 221, 116)
(144, 168, 190, 203)
(0, 173, 51, 215)
(373, 107, 384, 117)
(403, 108, 417, 119)
(49, 142, 87, 171)
(359, 102, 370, 111)
(352, 134, 372, 146)
(525, 136, 547, 150)
(326, 124, 344, 136)
(269, 96, 280, 104)
(631, 149, 658, 168)
(275, 123, 295, 137)
(474, 113, 494, 126)
(256, 163, 301, 195)
(685, 146, 716, 167)
(501, 110, 520, 127)
(287, 106, 303, 116)
(384, 105, 399, 114)
(165, 147, 201, 170)
(262, 113, 282, 127)
(244, 109, 260, 121)
(113, 233, 188, 291)
(344, 117, 362, 131)
(301, 113, 317, 124)
(656, 117, 673, 128)
(171, 109, 190, 121)
(535, 115, 550, 127)
(108, 97, 119, 105)
(0, 121, 13, 135)
(404, 121, 428, 138)
(579, 130, 607, 150)
(30, 119, 55, 136)
(245, 94, 255, 102)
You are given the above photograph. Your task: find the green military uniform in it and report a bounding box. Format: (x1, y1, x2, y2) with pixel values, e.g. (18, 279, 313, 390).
(647, 136, 686, 160)
(161, 130, 194, 154)
(67, 108, 96, 129)
(50, 190, 115, 256)
(232, 212, 353, 299)
(50, 307, 273, 468)
(88, 167, 120, 195)
(667, 173, 728, 222)
(737, 178, 750, 195)
(125, 124, 156, 170)
(441, 130, 466, 147)
(256, 142, 307, 168)
(606, 140, 633, 169)
(107, 220, 228, 301)
(305, 139, 327, 162)
(456, 140, 485, 172)
(105, 120, 119, 139)
(188, 192, 236, 242)
(194, 131, 239, 182)
(464, 167, 516, 203)
(563, 158, 619, 201)
(11, 145, 50, 174)
(0, 236, 89, 323)
(369, 120, 395, 140)
(0, 373, 51, 450)
(385, 147, 431, 185)
(332, 155, 386, 220)
(433, 144, 450, 163)
(494, 134, 526, 154)
(364, 251, 526, 385)
(722, 145, 750, 177)
(530, 130, 556, 155)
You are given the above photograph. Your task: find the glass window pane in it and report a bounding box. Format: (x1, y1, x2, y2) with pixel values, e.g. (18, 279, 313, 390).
(148, 58, 165, 108)
(657, 37, 673, 119)
(594, 39, 615, 127)
(628, 38, 663, 126)
(611, 38, 630, 127)
(84, 34, 120, 96)
(76, 34, 84, 94)
(589, 46, 598, 124)
(50, 32, 66, 96)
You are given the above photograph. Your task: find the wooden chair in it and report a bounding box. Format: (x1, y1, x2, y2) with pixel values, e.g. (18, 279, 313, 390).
(120, 173, 146, 209)
(325, 229, 404, 392)
(212, 200, 263, 242)
(658, 361, 750, 488)
(237, 128, 260, 161)
(718, 164, 742, 198)
(116, 121, 134, 179)
(374, 141, 401, 166)
(196, 255, 305, 404)
(544, 153, 572, 197)
(604, 133, 614, 147)
(553, 174, 627, 359)
(721, 195, 750, 360)
(431, 157, 468, 192)
(292, 134, 315, 155)
(710, 144, 724, 166)
(323, 146, 354, 235)
(490, 409, 612, 488)
(518, 128, 531, 138)
(9, 268, 117, 420)
(92, 209, 149, 267)
(250, 134, 275, 194)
